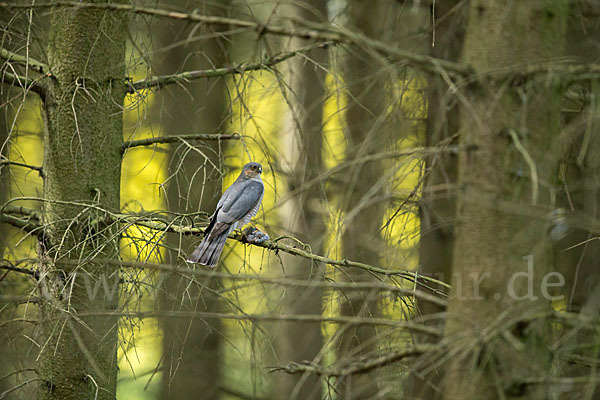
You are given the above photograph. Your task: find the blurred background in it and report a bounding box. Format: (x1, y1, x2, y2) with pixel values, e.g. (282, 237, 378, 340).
(2, 1, 600, 400)
(0, 2, 429, 398)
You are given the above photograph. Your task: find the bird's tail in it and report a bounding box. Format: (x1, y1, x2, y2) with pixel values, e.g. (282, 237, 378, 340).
(186, 224, 233, 267)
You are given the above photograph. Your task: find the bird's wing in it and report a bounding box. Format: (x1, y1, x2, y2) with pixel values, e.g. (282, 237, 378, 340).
(216, 179, 237, 210)
(217, 180, 264, 224)
(202, 180, 237, 237)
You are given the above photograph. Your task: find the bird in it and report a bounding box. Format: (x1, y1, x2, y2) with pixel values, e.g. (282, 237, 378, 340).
(186, 162, 264, 267)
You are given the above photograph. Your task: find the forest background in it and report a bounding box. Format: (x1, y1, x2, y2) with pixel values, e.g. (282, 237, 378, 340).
(1, 1, 600, 400)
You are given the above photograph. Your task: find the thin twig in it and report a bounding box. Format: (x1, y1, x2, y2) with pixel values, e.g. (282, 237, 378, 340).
(0, 70, 46, 96)
(272, 346, 430, 377)
(507, 128, 538, 205)
(0, 378, 44, 399)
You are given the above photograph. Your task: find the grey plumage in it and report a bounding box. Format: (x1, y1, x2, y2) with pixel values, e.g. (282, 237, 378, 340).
(186, 162, 264, 267)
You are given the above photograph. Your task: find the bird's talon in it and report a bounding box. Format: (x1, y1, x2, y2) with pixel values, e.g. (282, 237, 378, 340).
(242, 226, 270, 244)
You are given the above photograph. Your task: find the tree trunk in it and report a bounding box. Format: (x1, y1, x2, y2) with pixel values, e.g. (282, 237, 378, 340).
(338, 1, 390, 397)
(37, 3, 127, 399)
(275, 1, 328, 399)
(155, 2, 229, 398)
(409, 2, 465, 397)
(417, 0, 465, 322)
(443, 1, 567, 399)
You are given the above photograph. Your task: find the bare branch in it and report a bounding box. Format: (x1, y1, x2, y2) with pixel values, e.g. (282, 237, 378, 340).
(46, 258, 447, 306)
(4, 3, 600, 83)
(272, 346, 430, 377)
(1, 2, 470, 78)
(0, 260, 36, 278)
(0, 160, 44, 177)
(0, 378, 44, 399)
(128, 43, 332, 93)
(1, 205, 449, 289)
(0, 70, 46, 97)
(75, 310, 442, 335)
(121, 133, 241, 154)
(0, 211, 43, 240)
(0, 46, 49, 74)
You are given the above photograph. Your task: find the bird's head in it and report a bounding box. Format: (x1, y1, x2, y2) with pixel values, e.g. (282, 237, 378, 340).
(242, 162, 263, 179)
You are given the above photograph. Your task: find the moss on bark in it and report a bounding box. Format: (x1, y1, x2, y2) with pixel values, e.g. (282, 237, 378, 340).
(37, 3, 127, 399)
(443, 1, 568, 399)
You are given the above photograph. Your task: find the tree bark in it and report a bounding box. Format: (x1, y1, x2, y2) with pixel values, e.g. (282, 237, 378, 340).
(552, 13, 600, 398)
(443, 1, 567, 399)
(417, 0, 465, 322)
(275, 1, 328, 399)
(409, 2, 465, 397)
(338, 1, 391, 397)
(37, 3, 127, 399)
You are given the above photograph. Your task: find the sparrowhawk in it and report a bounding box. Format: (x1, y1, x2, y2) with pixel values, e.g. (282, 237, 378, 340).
(186, 162, 264, 266)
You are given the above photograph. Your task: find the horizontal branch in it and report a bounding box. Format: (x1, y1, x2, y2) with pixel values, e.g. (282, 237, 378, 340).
(2, 2, 470, 78)
(2, 204, 450, 291)
(0, 260, 36, 277)
(76, 310, 442, 335)
(0, 160, 44, 177)
(0, 211, 44, 240)
(231, 231, 448, 289)
(0, 71, 46, 97)
(7, 3, 600, 84)
(272, 346, 430, 377)
(47, 258, 447, 306)
(481, 60, 600, 83)
(128, 42, 331, 93)
(117, 211, 448, 288)
(122, 133, 241, 153)
(10, 2, 598, 87)
(0, 47, 49, 74)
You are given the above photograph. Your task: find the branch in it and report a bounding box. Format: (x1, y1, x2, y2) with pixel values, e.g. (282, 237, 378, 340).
(0, 205, 449, 290)
(0, 47, 49, 74)
(117, 212, 448, 288)
(272, 346, 430, 377)
(1, 2, 470, 78)
(9, 3, 600, 83)
(118, 212, 448, 288)
(1, 204, 40, 219)
(232, 231, 448, 289)
(76, 310, 442, 335)
(0, 211, 43, 239)
(46, 258, 447, 307)
(482, 60, 600, 83)
(0, 71, 46, 97)
(121, 133, 241, 153)
(0, 160, 44, 178)
(0, 260, 36, 278)
(128, 43, 331, 93)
